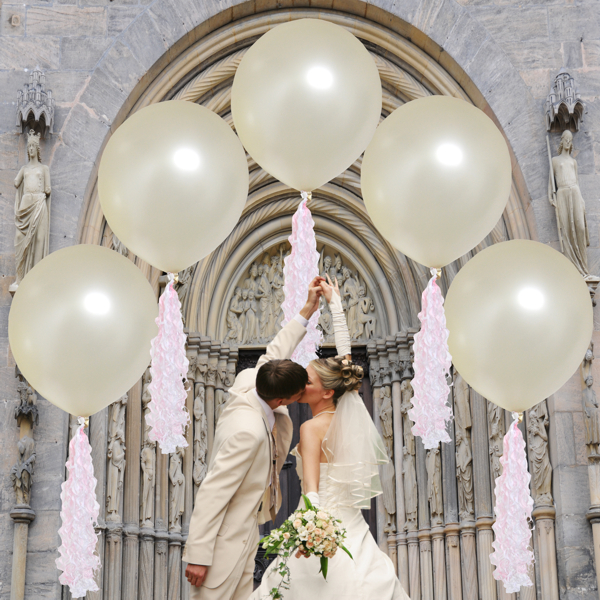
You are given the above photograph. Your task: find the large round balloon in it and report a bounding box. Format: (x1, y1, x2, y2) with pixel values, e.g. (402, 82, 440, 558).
(99, 101, 249, 274)
(361, 96, 512, 268)
(445, 240, 592, 412)
(9, 245, 158, 417)
(231, 18, 382, 192)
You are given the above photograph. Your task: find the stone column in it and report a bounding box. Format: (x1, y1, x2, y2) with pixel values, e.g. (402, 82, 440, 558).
(471, 390, 497, 600)
(88, 407, 108, 600)
(526, 401, 557, 600)
(441, 389, 462, 600)
(140, 368, 156, 600)
(10, 374, 38, 600)
(181, 340, 198, 600)
(205, 342, 220, 458)
(168, 446, 185, 600)
(154, 448, 169, 599)
(416, 437, 434, 600)
(390, 336, 410, 592)
(122, 379, 142, 600)
(104, 394, 128, 600)
(368, 343, 386, 551)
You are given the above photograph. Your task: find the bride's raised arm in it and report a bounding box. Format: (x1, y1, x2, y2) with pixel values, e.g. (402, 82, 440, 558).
(321, 275, 352, 359)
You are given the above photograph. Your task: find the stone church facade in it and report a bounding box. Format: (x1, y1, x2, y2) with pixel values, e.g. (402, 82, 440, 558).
(1, 1, 600, 599)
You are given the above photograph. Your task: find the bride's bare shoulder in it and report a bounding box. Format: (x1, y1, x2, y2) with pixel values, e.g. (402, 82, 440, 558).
(300, 414, 334, 443)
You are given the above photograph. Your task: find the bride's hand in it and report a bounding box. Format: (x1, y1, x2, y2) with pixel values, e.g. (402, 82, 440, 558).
(320, 274, 340, 303)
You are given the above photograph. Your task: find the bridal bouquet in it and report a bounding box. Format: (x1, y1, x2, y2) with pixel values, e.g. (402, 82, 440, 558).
(259, 495, 352, 599)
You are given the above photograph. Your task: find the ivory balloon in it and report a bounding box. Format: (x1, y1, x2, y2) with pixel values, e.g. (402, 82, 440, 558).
(231, 18, 382, 192)
(99, 101, 249, 274)
(361, 96, 512, 268)
(445, 240, 593, 412)
(8, 245, 158, 417)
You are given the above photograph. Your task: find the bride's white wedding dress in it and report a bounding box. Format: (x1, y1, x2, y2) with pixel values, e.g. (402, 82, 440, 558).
(250, 293, 410, 600)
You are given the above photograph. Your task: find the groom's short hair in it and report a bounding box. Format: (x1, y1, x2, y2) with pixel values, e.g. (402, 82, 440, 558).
(256, 359, 308, 401)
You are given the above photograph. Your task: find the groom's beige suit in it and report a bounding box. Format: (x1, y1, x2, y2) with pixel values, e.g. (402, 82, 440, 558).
(183, 319, 307, 600)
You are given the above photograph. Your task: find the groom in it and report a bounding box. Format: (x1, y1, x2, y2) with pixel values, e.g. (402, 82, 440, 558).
(183, 277, 323, 599)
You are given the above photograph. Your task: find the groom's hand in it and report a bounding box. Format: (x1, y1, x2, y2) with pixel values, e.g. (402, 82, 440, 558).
(300, 277, 324, 320)
(185, 564, 208, 588)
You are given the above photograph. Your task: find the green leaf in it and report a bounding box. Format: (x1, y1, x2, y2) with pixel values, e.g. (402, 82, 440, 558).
(341, 545, 353, 560)
(302, 494, 314, 510)
(319, 557, 329, 580)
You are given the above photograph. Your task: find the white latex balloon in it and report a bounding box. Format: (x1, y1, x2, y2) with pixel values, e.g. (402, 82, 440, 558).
(99, 101, 249, 274)
(361, 95, 512, 268)
(9, 245, 158, 417)
(231, 18, 382, 192)
(445, 240, 593, 412)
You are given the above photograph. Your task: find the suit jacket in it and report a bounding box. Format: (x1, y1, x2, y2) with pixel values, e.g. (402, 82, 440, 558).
(182, 319, 306, 589)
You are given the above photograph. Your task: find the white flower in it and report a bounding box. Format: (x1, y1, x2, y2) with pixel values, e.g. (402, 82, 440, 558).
(304, 510, 316, 521)
(317, 511, 328, 520)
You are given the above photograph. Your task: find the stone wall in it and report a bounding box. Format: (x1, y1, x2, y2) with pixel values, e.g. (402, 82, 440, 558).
(0, 0, 599, 598)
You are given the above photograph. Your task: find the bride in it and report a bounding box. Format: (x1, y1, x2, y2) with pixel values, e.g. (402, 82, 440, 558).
(250, 276, 410, 599)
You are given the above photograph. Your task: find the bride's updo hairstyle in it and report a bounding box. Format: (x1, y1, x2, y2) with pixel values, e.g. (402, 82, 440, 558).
(309, 357, 364, 406)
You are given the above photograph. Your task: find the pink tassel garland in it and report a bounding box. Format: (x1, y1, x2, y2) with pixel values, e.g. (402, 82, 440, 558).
(282, 193, 322, 367)
(409, 268, 453, 449)
(56, 418, 101, 598)
(147, 273, 190, 454)
(490, 412, 535, 593)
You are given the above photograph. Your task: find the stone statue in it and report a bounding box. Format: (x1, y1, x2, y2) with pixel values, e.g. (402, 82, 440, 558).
(15, 374, 38, 427)
(141, 368, 153, 446)
(549, 130, 592, 278)
(176, 265, 195, 310)
(10, 436, 35, 505)
(193, 387, 208, 488)
(379, 386, 396, 527)
(111, 232, 128, 257)
(426, 447, 443, 526)
(256, 263, 272, 342)
(400, 379, 418, 529)
(357, 287, 377, 339)
(527, 401, 553, 505)
(583, 375, 600, 456)
(226, 287, 244, 343)
(169, 447, 185, 531)
(243, 289, 259, 344)
(488, 402, 504, 485)
(11, 129, 51, 290)
(140, 443, 155, 526)
(318, 298, 334, 342)
(453, 371, 474, 520)
(106, 394, 127, 519)
(342, 267, 360, 339)
(243, 262, 259, 294)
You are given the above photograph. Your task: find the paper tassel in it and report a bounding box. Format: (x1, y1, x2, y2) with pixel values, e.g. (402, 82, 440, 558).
(282, 193, 322, 367)
(56, 418, 100, 598)
(147, 273, 190, 454)
(490, 412, 535, 593)
(409, 268, 453, 449)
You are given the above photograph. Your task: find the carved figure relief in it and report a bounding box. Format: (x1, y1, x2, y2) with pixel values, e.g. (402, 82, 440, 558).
(225, 244, 379, 344)
(400, 379, 418, 530)
(426, 447, 443, 526)
(549, 130, 593, 279)
(193, 387, 208, 488)
(15, 372, 38, 426)
(176, 265, 195, 310)
(583, 342, 600, 455)
(106, 394, 127, 520)
(169, 448, 185, 532)
(111, 233, 128, 257)
(488, 402, 505, 485)
(141, 368, 153, 447)
(10, 436, 35, 506)
(12, 129, 50, 290)
(453, 371, 474, 521)
(379, 385, 396, 530)
(527, 401, 553, 505)
(140, 444, 155, 526)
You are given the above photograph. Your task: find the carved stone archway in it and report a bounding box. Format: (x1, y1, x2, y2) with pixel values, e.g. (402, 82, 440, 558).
(72, 7, 553, 600)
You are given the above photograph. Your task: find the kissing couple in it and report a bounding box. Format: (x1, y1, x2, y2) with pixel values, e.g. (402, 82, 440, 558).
(183, 276, 410, 600)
